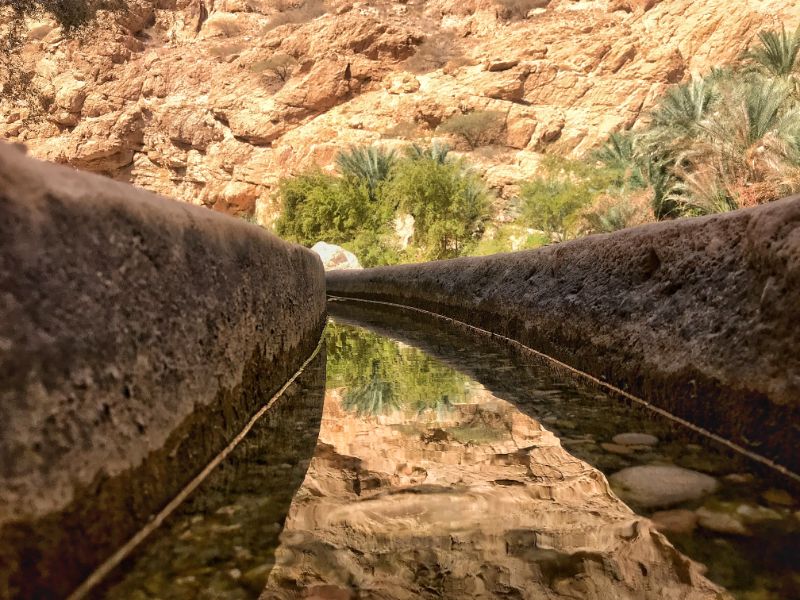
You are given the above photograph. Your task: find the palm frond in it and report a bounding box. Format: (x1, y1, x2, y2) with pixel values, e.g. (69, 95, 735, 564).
(335, 145, 397, 201)
(743, 25, 800, 79)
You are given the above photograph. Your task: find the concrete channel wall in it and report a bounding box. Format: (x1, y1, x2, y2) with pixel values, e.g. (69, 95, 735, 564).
(0, 143, 326, 598)
(327, 197, 800, 475)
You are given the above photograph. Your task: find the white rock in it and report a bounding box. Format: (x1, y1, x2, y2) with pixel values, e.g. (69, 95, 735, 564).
(311, 241, 362, 271)
(610, 465, 718, 508)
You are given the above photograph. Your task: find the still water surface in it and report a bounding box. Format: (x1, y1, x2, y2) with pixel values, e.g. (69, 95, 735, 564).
(98, 300, 799, 600)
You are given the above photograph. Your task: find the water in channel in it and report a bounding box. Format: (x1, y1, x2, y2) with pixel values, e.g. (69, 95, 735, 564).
(95, 300, 799, 600)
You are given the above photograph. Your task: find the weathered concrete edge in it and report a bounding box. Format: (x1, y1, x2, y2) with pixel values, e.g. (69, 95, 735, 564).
(0, 143, 326, 596)
(327, 197, 800, 474)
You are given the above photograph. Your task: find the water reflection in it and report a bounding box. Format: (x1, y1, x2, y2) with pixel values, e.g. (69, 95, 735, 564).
(262, 325, 721, 599)
(327, 322, 468, 418)
(78, 303, 799, 600)
(321, 301, 800, 600)
(91, 350, 326, 600)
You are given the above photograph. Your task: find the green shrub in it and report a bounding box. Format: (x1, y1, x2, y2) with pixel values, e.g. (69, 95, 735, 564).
(519, 156, 628, 241)
(273, 161, 399, 267)
(386, 156, 490, 260)
(275, 144, 491, 265)
(275, 171, 384, 245)
(437, 110, 505, 149)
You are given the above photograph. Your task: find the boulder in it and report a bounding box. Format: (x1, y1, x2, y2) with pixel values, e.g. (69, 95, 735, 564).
(312, 242, 363, 271)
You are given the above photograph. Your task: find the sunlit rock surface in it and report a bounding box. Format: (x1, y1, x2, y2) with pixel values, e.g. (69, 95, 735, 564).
(3, 0, 798, 218)
(263, 387, 726, 599)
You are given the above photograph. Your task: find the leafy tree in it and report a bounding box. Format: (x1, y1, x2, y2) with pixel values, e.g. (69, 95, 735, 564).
(583, 197, 641, 234)
(675, 76, 800, 212)
(275, 171, 382, 245)
(599, 27, 800, 221)
(592, 131, 647, 190)
(273, 164, 400, 267)
(386, 157, 490, 260)
(520, 156, 628, 241)
(437, 110, 505, 149)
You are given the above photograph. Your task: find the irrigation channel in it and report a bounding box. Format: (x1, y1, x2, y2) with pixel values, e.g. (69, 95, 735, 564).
(84, 299, 799, 600)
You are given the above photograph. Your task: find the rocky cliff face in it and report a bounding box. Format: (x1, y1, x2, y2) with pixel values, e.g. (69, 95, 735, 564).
(3, 0, 798, 221)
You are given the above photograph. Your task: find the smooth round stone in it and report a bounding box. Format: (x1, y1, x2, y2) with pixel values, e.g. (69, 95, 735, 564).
(612, 432, 659, 446)
(601, 442, 634, 455)
(650, 509, 698, 534)
(724, 473, 755, 484)
(762, 488, 795, 506)
(736, 504, 782, 523)
(610, 465, 719, 508)
(696, 507, 750, 536)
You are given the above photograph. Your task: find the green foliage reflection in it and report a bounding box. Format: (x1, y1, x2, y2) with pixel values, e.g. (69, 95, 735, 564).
(326, 322, 469, 417)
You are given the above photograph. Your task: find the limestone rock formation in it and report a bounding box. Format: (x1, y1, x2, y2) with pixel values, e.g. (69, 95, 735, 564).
(2, 0, 799, 220)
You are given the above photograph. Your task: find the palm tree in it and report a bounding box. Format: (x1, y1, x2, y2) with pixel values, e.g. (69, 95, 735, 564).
(405, 142, 451, 164)
(678, 77, 800, 212)
(743, 25, 800, 92)
(335, 145, 397, 202)
(593, 131, 648, 190)
(594, 131, 636, 166)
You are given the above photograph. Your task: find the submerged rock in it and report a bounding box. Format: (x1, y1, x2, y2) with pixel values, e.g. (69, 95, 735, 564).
(613, 433, 659, 446)
(761, 488, 795, 507)
(610, 465, 719, 508)
(736, 504, 783, 524)
(650, 509, 698, 534)
(696, 507, 750, 536)
(601, 442, 635, 455)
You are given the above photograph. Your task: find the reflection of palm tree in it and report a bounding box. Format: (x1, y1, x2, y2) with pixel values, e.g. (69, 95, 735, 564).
(342, 360, 400, 416)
